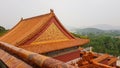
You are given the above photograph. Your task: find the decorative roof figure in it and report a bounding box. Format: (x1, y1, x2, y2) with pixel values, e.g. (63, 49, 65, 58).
(50, 9, 54, 13)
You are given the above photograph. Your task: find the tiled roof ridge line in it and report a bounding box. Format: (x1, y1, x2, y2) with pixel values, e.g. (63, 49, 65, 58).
(22, 9, 54, 21)
(22, 13, 50, 21)
(53, 12, 75, 39)
(0, 41, 75, 68)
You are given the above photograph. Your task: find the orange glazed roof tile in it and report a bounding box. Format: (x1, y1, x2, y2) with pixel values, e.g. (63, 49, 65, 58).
(19, 39, 89, 53)
(0, 12, 53, 46)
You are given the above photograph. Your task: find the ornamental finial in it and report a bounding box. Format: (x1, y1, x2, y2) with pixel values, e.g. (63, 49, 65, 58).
(50, 9, 54, 13)
(21, 17, 23, 21)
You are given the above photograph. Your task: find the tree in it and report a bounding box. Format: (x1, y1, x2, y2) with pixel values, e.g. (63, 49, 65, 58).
(0, 26, 5, 32)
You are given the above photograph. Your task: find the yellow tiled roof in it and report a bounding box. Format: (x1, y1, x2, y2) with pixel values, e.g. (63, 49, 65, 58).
(0, 13, 53, 46)
(0, 10, 89, 53)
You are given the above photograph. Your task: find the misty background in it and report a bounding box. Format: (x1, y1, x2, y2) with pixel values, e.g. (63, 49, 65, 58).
(0, 0, 120, 30)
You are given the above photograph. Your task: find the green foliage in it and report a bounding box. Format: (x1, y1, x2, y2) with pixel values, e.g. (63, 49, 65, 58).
(0, 26, 8, 36)
(71, 33, 88, 39)
(71, 33, 81, 38)
(80, 36, 88, 39)
(85, 35, 120, 56)
(0, 26, 5, 32)
(0, 30, 8, 36)
(72, 32, 120, 56)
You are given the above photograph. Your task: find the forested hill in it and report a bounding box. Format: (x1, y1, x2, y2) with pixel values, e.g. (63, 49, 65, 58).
(75, 28, 104, 34)
(73, 28, 120, 36)
(71, 28, 120, 56)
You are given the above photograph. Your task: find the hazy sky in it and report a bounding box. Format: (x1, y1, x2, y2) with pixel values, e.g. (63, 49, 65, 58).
(0, 0, 120, 29)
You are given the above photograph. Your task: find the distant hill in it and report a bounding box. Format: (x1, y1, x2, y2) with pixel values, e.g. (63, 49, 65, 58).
(72, 27, 120, 36)
(75, 28, 104, 34)
(67, 24, 120, 36)
(89, 24, 120, 30)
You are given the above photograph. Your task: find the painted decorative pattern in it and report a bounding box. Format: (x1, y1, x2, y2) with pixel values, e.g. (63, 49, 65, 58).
(33, 23, 69, 42)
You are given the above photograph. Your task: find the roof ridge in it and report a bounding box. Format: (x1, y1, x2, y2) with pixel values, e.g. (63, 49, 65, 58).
(22, 13, 50, 21)
(53, 13, 75, 39)
(22, 9, 55, 21)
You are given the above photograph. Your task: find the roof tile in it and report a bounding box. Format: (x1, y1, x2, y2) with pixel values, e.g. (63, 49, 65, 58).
(19, 39, 89, 53)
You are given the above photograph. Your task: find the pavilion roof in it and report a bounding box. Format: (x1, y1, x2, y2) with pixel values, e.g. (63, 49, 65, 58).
(0, 9, 89, 53)
(0, 12, 53, 46)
